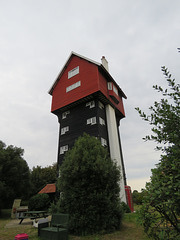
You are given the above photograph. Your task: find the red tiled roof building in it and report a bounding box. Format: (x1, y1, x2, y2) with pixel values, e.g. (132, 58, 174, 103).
(38, 184, 56, 194)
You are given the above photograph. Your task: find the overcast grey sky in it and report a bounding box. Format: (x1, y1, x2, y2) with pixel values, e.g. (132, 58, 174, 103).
(0, 0, 179, 191)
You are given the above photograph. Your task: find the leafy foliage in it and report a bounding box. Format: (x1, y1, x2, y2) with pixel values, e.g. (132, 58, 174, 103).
(52, 133, 123, 235)
(28, 193, 51, 211)
(30, 164, 57, 195)
(0, 141, 31, 208)
(0, 181, 6, 212)
(136, 66, 180, 150)
(136, 67, 180, 239)
(120, 202, 131, 213)
(132, 189, 147, 205)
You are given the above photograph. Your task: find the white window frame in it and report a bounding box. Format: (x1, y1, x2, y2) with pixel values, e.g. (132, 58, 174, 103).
(99, 117, 105, 125)
(66, 81, 81, 93)
(62, 110, 70, 119)
(68, 66, 79, 79)
(98, 101, 104, 109)
(87, 118, 92, 125)
(86, 100, 95, 108)
(87, 117, 97, 125)
(61, 126, 69, 135)
(60, 145, 68, 154)
(107, 82, 112, 90)
(108, 82, 118, 96)
(113, 85, 118, 95)
(101, 138, 107, 147)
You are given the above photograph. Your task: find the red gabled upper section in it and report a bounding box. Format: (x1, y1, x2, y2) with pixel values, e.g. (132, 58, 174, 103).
(49, 52, 127, 117)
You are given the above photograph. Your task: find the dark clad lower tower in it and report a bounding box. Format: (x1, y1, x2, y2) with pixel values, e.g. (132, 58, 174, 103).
(49, 52, 127, 202)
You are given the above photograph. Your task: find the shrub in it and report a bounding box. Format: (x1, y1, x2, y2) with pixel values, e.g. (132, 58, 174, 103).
(28, 193, 50, 211)
(121, 202, 131, 213)
(54, 134, 123, 235)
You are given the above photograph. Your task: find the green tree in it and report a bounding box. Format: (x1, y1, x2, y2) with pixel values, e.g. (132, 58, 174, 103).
(30, 163, 57, 195)
(132, 189, 146, 205)
(136, 67, 180, 239)
(52, 133, 123, 235)
(0, 141, 31, 208)
(29, 193, 51, 211)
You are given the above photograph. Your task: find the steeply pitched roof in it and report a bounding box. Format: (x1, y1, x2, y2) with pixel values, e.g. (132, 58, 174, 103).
(38, 183, 56, 194)
(48, 51, 127, 99)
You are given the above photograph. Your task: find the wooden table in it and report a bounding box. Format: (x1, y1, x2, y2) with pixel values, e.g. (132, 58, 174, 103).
(18, 210, 48, 224)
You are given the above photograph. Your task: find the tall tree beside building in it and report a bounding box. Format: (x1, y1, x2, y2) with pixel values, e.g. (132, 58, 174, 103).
(0, 141, 31, 208)
(136, 66, 180, 239)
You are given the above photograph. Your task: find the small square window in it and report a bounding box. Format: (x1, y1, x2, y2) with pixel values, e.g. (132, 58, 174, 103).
(101, 138, 107, 147)
(99, 117, 105, 125)
(61, 126, 69, 135)
(107, 82, 112, 90)
(60, 145, 68, 154)
(91, 117, 96, 125)
(66, 81, 81, 93)
(98, 101, 104, 109)
(86, 100, 95, 108)
(87, 117, 96, 125)
(68, 66, 79, 79)
(87, 118, 92, 125)
(113, 85, 118, 95)
(62, 110, 70, 119)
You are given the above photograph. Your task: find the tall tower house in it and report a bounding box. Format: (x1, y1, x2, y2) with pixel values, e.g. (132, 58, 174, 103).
(49, 52, 127, 203)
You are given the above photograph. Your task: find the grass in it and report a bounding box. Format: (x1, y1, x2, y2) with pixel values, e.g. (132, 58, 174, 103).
(0, 209, 150, 240)
(0, 219, 39, 240)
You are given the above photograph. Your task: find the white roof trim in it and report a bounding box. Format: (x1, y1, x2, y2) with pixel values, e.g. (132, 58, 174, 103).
(71, 51, 101, 66)
(48, 51, 101, 95)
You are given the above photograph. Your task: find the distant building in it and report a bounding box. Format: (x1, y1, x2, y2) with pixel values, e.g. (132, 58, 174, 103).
(49, 52, 128, 203)
(38, 184, 56, 194)
(38, 183, 56, 202)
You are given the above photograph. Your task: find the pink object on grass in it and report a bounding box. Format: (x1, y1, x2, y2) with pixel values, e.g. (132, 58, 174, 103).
(14, 233, 28, 240)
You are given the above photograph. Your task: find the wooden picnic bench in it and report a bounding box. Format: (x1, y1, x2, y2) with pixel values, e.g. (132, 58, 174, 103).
(18, 210, 49, 224)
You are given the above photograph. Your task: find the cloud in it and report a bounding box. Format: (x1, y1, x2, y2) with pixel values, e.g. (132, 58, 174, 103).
(0, 0, 179, 191)
(128, 177, 150, 192)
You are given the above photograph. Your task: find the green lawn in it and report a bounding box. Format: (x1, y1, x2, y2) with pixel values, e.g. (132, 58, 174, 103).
(0, 209, 150, 240)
